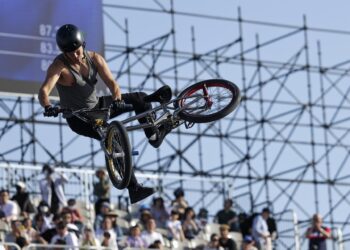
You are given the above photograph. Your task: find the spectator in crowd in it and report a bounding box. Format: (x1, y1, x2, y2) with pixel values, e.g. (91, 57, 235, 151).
(252, 209, 272, 250)
(151, 197, 169, 229)
(22, 217, 38, 244)
(126, 224, 148, 248)
(215, 198, 239, 232)
(41, 213, 63, 244)
(61, 211, 80, 238)
(197, 208, 209, 230)
(32, 213, 49, 234)
(238, 213, 251, 237)
(139, 207, 153, 231)
(171, 187, 189, 220)
(93, 169, 110, 216)
(80, 224, 101, 248)
(167, 210, 185, 242)
(100, 231, 118, 249)
(95, 216, 118, 249)
(262, 208, 278, 246)
(204, 233, 224, 250)
(241, 235, 258, 250)
(149, 239, 164, 249)
(94, 201, 111, 230)
(11, 181, 36, 216)
(141, 218, 164, 247)
(61, 198, 84, 226)
(50, 221, 79, 250)
(36, 201, 54, 232)
(182, 207, 200, 240)
(4, 220, 29, 250)
(106, 209, 124, 238)
(219, 224, 238, 250)
(39, 164, 68, 215)
(305, 213, 331, 250)
(0, 189, 19, 223)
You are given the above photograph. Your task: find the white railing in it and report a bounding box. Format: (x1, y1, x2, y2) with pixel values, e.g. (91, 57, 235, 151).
(0, 242, 21, 250)
(0, 162, 95, 205)
(332, 227, 344, 250)
(0, 162, 233, 195)
(273, 209, 300, 250)
(23, 243, 167, 250)
(0, 162, 233, 214)
(23, 243, 114, 250)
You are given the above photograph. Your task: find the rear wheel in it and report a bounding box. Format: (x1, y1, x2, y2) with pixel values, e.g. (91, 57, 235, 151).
(175, 79, 241, 123)
(105, 121, 132, 189)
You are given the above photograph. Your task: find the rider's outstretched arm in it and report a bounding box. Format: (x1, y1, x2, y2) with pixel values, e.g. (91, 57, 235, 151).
(92, 52, 122, 101)
(39, 62, 62, 108)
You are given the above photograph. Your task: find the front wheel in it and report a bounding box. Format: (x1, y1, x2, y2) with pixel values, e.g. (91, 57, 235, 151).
(175, 79, 241, 123)
(105, 121, 132, 189)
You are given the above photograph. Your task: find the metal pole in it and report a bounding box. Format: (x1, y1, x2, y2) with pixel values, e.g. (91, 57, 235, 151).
(292, 210, 301, 250)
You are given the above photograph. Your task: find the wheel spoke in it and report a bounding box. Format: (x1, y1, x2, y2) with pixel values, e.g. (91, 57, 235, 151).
(105, 121, 132, 189)
(181, 84, 233, 116)
(112, 132, 125, 179)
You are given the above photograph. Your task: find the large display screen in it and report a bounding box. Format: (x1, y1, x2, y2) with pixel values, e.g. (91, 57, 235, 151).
(0, 0, 103, 95)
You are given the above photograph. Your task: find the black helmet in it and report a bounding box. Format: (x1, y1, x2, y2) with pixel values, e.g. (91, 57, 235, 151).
(56, 24, 85, 52)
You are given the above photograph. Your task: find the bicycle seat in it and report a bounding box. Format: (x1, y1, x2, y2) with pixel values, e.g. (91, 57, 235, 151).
(144, 85, 172, 104)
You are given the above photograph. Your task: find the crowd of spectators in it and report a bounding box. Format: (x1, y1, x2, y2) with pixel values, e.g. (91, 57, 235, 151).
(0, 165, 332, 250)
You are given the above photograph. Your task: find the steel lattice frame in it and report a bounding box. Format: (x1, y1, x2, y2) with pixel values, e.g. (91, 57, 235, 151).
(2, 1, 350, 249)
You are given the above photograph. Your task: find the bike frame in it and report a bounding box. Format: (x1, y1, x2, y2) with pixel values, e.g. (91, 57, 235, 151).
(49, 79, 239, 189)
(120, 94, 206, 131)
(60, 93, 206, 158)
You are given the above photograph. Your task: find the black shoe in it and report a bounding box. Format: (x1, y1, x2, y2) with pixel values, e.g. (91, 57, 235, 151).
(128, 185, 155, 204)
(149, 124, 172, 148)
(144, 85, 172, 104)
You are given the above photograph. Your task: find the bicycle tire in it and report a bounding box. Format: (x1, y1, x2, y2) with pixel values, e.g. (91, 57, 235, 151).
(175, 79, 241, 123)
(105, 121, 132, 189)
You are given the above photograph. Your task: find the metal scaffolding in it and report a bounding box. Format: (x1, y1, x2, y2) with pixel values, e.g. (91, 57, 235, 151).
(1, 1, 350, 248)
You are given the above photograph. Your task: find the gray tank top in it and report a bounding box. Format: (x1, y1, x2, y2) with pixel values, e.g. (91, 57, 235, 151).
(55, 50, 99, 111)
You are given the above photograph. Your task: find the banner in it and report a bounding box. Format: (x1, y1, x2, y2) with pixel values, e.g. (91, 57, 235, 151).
(0, 0, 103, 95)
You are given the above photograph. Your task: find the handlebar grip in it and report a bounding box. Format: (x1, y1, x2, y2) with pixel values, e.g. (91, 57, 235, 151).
(43, 108, 71, 117)
(121, 103, 134, 112)
(112, 101, 134, 112)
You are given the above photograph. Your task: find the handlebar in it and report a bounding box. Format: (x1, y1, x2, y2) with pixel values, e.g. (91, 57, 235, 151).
(43, 102, 134, 117)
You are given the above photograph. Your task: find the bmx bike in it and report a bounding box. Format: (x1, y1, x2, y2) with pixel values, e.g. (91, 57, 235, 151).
(46, 79, 241, 190)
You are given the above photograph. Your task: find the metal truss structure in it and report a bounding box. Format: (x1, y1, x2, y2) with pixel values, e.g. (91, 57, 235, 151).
(2, 1, 350, 249)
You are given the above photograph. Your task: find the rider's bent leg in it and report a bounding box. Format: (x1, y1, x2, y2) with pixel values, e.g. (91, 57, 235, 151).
(103, 91, 171, 148)
(127, 172, 155, 204)
(106, 92, 157, 140)
(66, 116, 101, 140)
(121, 91, 171, 148)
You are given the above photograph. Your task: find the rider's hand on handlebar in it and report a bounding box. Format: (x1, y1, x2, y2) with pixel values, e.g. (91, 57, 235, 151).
(44, 105, 60, 117)
(111, 100, 125, 110)
(110, 100, 134, 112)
